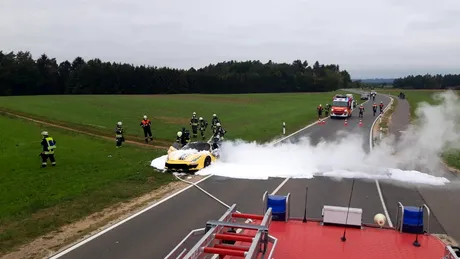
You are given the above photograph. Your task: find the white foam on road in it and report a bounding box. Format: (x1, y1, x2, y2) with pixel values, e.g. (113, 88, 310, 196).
(150, 91, 460, 187)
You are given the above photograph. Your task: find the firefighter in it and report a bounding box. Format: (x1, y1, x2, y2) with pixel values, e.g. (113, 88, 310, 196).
(325, 104, 330, 117)
(358, 104, 365, 118)
(176, 131, 188, 147)
(372, 103, 378, 116)
(213, 122, 226, 142)
(211, 114, 220, 133)
(317, 104, 323, 119)
(140, 115, 153, 143)
(190, 112, 199, 138)
(199, 117, 208, 141)
(181, 127, 190, 144)
(379, 101, 384, 114)
(40, 131, 57, 167)
(115, 121, 125, 148)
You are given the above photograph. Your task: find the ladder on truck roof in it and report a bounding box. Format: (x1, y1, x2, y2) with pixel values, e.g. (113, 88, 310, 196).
(165, 204, 277, 259)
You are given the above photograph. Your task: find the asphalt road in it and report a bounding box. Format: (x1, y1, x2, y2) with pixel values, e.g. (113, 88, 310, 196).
(51, 93, 413, 259)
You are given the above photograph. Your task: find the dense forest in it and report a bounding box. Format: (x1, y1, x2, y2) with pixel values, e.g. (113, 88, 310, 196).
(0, 51, 354, 96)
(393, 74, 460, 89)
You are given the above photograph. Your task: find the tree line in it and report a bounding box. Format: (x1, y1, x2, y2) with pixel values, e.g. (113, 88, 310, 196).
(393, 74, 460, 89)
(0, 51, 355, 96)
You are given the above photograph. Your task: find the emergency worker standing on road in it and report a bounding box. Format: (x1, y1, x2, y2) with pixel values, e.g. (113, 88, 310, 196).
(190, 112, 199, 139)
(181, 127, 190, 144)
(372, 103, 378, 116)
(317, 104, 323, 119)
(379, 101, 384, 114)
(115, 121, 125, 148)
(198, 117, 208, 141)
(325, 104, 330, 117)
(40, 131, 57, 167)
(359, 104, 365, 118)
(140, 115, 153, 143)
(211, 114, 220, 133)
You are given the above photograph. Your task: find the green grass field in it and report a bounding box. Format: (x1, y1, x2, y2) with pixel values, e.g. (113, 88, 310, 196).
(0, 115, 172, 254)
(0, 92, 345, 144)
(377, 89, 460, 169)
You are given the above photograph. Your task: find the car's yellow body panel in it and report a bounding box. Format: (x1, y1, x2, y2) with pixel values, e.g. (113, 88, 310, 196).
(165, 143, 217, 172)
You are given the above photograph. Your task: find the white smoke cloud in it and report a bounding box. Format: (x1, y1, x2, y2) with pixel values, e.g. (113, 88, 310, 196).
(151, 90, 460, 186)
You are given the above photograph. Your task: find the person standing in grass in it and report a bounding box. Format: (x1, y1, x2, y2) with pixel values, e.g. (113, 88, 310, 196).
(115, 121, 125, 148)
(211, 114, 220, 133)
(140, 115, 153, 143)
(198, 117, 208, 141)
(190, 112, 199, 139)
(40, 131, 56, 167)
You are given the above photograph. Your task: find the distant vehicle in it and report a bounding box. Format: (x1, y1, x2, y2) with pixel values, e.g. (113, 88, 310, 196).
(361, 93, 369, 100)
(371, 90, 377, 96)
(164, 141, 219, 173)
(330, 94, 355, 118)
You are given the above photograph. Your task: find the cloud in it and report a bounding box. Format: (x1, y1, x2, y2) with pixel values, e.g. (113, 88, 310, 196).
(1, 0, 459, 77)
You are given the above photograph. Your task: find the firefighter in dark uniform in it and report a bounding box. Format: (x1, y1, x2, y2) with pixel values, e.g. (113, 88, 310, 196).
(213, 122, 226, 141)
(372, 103, 378, 116)
(198, 117, 208, 141)
(176, 127, 190, 147)
(140, 115, 153, 143)
(40, 131, 57, 167)
(359, 104, 365, 118)
(317, 104, 323, 119)
(211, 114, 220, 133)
(190, 112, 199, 139)
(379, 101, 384, 114)
(115, 121, 125, 148)
(325, 104, 330, 117)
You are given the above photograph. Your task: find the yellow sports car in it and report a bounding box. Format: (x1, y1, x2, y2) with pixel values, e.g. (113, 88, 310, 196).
(165, 141, 219, 173)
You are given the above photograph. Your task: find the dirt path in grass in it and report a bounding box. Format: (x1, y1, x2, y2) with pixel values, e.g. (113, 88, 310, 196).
(0, 110, 170, 150)
(1, 175, 205, 259)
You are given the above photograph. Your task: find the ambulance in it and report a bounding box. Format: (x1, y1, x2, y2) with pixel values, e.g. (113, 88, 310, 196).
(330, 94, 356, 118)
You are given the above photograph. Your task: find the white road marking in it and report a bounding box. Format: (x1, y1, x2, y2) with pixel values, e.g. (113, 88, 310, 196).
(48, 174, 213, 259)
(369, 95, 394, 228)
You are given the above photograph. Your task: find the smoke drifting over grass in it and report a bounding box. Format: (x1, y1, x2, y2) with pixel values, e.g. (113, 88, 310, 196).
(152, 91, 459, 186)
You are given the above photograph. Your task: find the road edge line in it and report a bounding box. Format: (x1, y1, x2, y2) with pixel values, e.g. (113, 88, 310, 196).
(48, 174, 213, 259)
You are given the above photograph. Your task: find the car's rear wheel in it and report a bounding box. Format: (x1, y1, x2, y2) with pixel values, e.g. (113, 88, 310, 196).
(204, 156, 211, 168)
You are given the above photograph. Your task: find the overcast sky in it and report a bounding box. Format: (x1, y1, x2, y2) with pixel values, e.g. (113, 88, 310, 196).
(1, 0, 459, 78)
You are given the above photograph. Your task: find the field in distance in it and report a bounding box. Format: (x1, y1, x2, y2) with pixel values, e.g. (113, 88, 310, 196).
(0, 91, 348, 144)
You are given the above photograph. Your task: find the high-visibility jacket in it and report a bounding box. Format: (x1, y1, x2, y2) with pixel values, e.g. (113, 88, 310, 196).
(41, 137, 57, 155)
(140, 119, 151, 128)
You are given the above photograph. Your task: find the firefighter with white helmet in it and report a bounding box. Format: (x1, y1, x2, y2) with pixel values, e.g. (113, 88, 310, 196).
(40, 131, 57, 167)
(190, 112, 199, 139)
(198, 117, 208, 141)
(211, 114, 220, 133)
(140, 115, 153, 143)
(213, 122, 226, 142)
(115, 121, 125, 148)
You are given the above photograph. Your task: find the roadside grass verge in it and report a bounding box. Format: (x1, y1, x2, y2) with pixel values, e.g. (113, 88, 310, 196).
(0, 91, 348, 143)
(377, 89, 460, 170)
(379, 97, 397, 134)
(0, 114, 173, 255)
